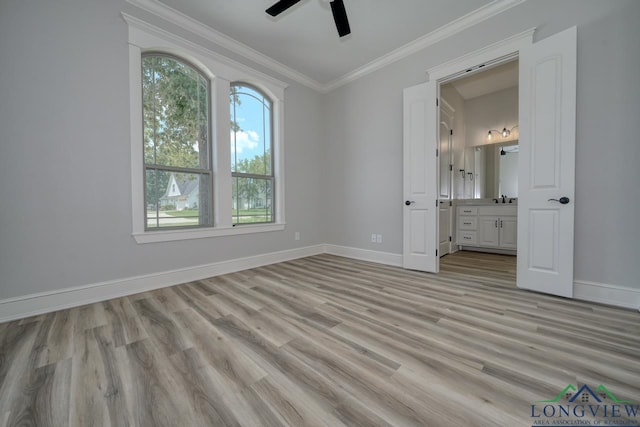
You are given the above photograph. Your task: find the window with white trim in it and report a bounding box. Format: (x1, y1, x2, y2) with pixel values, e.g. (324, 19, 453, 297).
(230, 83, 274, 224)
(143, 54, 212, 229)
(125, 15, 287, 243)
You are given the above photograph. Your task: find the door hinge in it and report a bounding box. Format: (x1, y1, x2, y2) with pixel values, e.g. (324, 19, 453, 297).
(436, 200, 438, 207)
(450, 129, 453, 135)
(436, 148, 439, 157)
(436, 98, 439, 107)
(449, 236, 452, 242)
(449, 201, 452, 207)
(449, 164, 453, 171)
(436, 249, 438, 256)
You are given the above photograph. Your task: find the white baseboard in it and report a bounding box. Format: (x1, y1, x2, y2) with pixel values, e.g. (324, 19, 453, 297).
(3, 245, 637, 323)
(323, 244, 403, 267)
(573, 280, 640, 311)
(0, 245, 324, 323)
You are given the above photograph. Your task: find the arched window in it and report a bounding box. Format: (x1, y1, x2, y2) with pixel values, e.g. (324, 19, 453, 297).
(230, 83, 274, 224)
(128, 23, 287, 242)
(142, 54, 211, 229)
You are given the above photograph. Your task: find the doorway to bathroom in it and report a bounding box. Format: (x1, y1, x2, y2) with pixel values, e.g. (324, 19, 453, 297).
(438, 60, 519, 287)
(403, 26, 576, 298)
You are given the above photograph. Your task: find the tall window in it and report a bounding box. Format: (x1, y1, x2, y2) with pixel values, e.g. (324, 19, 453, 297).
(142, 54, 212, 229)
(230, 84, 274, 224)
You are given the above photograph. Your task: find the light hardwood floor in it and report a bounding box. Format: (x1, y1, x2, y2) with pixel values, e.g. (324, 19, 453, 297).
(1, 253, 639, 426)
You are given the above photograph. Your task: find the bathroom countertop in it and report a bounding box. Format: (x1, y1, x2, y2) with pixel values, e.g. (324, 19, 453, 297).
(453, 198, 517, 206)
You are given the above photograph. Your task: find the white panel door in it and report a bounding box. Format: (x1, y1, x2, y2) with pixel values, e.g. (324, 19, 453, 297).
(517, 26, 577, 297)
(403, 82, 438, 272)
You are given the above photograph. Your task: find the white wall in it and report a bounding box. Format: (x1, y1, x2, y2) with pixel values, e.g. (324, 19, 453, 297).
(0, 0, 326, 301)
(463, 86, 518, 198)
(1, 0, 639, 308)
(464, 86, 519, 148)
(323, 0, 640, 290)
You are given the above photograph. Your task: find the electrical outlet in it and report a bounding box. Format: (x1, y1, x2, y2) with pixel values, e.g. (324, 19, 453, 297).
(376, 234, 383, 243)
(294, 231, 300, 241)
(371, 233, 377, 243)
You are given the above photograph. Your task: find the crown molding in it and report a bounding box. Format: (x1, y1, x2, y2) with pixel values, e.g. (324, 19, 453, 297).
(125, 0, 526, 94)
(125, 0, 325, 92)
(322, 0, 527, 92)
(122, 12, 289, 92)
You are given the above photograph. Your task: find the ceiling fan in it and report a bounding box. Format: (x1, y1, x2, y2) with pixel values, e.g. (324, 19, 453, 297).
(266, 0, 351, 37)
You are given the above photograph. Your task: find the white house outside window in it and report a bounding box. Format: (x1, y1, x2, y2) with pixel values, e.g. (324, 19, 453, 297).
(142, 54, 212, 229)
(125, 15, 287, 243)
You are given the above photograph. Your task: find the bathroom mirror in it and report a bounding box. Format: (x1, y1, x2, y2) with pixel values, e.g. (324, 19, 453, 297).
(463, 140, 518, 199)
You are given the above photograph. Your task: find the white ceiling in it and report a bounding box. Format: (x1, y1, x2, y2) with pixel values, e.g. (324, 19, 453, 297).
(449, 59, 519, 100)
(146, 0, 525, 90)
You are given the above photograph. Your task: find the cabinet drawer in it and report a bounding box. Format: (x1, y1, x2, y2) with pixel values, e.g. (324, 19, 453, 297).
(458, 231, 477, 245)
(458, 217, 477, 230)
(458, 206, 477, 216)
(478, 206, 517, 216)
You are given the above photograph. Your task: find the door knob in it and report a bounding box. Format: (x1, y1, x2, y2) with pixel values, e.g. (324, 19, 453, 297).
(548, 197, 570, 204)
(405, 200, 415, 206)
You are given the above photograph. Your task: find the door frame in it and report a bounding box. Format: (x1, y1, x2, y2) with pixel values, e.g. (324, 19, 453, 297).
(425, 28, 535, 268)
(426, 26, 577, 298)
(425, 28, 535, 84)
(403, 29, 535, 272)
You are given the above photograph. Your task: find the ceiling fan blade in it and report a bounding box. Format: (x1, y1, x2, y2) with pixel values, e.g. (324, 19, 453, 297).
(266, 0, 302, 17)
(330, 0, 351, 37)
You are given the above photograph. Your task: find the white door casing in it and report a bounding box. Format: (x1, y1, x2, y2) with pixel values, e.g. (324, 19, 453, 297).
(517, 26, 577, 297)
(404, 29, 534, 274)
(403, 82, 439, 272)
(418, 28, 535, 272)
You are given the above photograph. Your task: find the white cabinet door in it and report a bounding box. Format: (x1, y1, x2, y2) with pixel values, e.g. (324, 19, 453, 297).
(499, 217, 518, 249)
(403, 82, 438, 272)
(478, 216, 500, 247)
(518, 26, 577, 298)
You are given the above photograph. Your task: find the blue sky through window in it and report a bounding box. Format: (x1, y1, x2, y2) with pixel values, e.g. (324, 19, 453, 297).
(231, 85, 272, 174)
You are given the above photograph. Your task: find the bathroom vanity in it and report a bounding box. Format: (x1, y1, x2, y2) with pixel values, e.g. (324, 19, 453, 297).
(456, 203, 517, 254)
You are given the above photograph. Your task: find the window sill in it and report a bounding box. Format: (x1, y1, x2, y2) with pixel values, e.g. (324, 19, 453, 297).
(133, 223, 285, 244)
